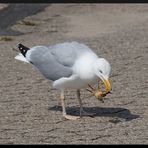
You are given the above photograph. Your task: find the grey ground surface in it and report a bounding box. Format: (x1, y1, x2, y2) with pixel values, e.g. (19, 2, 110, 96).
(0, 4, 148, 144)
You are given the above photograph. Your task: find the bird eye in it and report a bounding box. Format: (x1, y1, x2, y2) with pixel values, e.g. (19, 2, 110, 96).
(99, 70, 103, 73)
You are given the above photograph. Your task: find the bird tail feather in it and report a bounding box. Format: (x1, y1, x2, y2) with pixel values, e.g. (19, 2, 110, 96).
(15, 53, 29, 63)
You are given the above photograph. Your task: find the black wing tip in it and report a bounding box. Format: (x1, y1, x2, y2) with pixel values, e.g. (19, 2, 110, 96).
(17, 43, 26, 49)
(17, 43, 30, 57)
(17, 42, 23, 47)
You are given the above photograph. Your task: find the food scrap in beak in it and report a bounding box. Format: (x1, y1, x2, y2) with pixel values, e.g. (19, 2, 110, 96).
(86, 78, 112, 101)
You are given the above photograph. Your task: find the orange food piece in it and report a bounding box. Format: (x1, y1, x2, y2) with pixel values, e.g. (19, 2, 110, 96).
(94, 90, 106, 100)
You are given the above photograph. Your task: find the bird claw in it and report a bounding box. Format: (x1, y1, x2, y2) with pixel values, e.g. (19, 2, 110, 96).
(63, 115, 80, 120)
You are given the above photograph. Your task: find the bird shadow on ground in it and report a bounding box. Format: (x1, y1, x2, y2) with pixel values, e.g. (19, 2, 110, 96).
(49, 106, 139, 122)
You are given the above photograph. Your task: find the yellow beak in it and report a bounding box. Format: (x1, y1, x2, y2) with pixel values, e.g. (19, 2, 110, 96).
(103, 79, 112, 93)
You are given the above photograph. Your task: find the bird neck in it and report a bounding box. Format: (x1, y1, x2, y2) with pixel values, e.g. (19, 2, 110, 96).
(73, 52, 98, 80)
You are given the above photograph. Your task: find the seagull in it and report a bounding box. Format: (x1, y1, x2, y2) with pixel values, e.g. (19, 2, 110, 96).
(15, 41, 112, 120)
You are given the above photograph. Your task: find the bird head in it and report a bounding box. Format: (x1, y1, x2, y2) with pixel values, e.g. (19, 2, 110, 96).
(93, 58, 112, 94)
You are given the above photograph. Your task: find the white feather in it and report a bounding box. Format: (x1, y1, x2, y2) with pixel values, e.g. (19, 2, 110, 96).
(15, 53, 29, 63)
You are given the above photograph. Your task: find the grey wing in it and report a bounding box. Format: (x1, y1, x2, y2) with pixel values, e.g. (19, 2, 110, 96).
(29, 46, 73, 81)
(49, 41, 92, 67)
